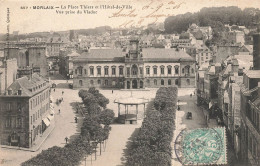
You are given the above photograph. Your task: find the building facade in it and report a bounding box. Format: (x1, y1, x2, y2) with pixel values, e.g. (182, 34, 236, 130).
(73, 40, 196, 89)
(0, 59, 18, 94)
(0, 74, 53, 148)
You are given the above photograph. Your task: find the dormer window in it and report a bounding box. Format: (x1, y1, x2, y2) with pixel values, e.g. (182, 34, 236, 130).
(8, 90, 12, 95)
(18, 90, 22, 95)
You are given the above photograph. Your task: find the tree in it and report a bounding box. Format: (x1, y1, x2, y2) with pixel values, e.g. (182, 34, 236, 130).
(98, 109, 115, 125)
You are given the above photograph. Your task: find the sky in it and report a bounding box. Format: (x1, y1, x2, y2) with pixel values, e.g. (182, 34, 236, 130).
(0, 0, 260, 34)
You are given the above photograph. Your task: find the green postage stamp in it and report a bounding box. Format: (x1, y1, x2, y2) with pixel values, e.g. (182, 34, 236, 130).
(175, 127, 227, 165)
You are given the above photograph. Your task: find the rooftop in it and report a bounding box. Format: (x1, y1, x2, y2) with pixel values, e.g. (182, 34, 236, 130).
(114, 97, 149, 105)
(3, 73, 49, 97)
(73, 48, 194, 62)
(244, 70, 260, 78)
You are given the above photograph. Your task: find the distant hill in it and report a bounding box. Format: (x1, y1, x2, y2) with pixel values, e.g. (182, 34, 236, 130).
(164, 6, 260, 34)
(0, 26, 113, 41)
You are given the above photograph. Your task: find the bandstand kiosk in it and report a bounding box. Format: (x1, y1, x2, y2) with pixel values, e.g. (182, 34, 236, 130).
(114, 96, 149, 124)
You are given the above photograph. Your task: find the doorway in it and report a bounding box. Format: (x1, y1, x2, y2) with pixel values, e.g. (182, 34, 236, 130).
(132, 80, 137, 89)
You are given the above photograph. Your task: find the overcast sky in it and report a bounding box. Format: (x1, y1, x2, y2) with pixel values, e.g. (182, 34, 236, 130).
(0, 0, 260, 34)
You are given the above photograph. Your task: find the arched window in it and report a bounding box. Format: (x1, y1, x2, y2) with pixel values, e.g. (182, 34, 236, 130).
(182, 68, 184, 74)
(90, 80, 94, 85)
(98, 80, 101, 84)
(79, 80, 83, 86)
(132, 64, 138, 75)
(168, 79, 171, 85)
(105, 80, 108, 86)
(167, 66, 172, 75)
(78, 66, 83, 75)
(191, 68, 194, 73)
(160, 66, 165, 75)
(185, 65, 190, 74)
(175, 79, 179, 85)
(154, 79, 157, 85)
(147, 79, 150, 84)
(161, 79, 164, 85)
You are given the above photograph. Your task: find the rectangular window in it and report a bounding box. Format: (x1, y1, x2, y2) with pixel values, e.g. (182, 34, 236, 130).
(168, 67, 171, 74)
(105, 68, 108, 75)
(201, 57, 204, 61)
(75, 69, 77, 74)
(84, 69, 87, 75)
(119, 68, 123, 75)
(5, 118, 11, 128)
(90, 68, 94, 75)
(161, 67, 164, 75)
(16, 118, 22, 128)
(153, 68, 157, 75)
(127, 67, 130, 75)
(112, 68, 116, 75)
(146, 68, 150, 75)
(139, 67, 143, 75)
(97, 68, 101, 75)
(33, 114, 35, 122)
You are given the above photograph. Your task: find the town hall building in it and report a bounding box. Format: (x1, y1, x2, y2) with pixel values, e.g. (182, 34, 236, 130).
(73, 40, 196, 89)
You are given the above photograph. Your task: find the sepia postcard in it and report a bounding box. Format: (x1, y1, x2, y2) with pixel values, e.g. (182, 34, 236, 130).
(0, 0, 260, 165)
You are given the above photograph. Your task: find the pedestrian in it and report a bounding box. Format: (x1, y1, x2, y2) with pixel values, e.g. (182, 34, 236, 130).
(112, 90, 113, 94)
(190, 93, 192, 97)
(65, 137, 68, 144)
(62, 91, 64, 95)
(74, 117, 78, 123)
(54, 88, 55, 92)
(59, 109, 60, 114)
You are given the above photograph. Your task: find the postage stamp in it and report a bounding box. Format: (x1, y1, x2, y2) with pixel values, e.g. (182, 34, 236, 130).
(175, 127, 227, 165)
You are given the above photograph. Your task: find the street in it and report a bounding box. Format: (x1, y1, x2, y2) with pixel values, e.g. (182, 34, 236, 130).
(0, 81, 81, 166)
(0, 81, 206, 166)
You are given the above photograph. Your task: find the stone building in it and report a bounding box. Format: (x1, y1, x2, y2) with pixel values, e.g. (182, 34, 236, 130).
(0, 59, 18, 94)
(73, 40, 195, 89)
(238, 31, 260, 166)
(240, 71, 260, 166)
(0, 73, 53, 148)
(196, 46, 213, 67)
(4, 45, 48, 77)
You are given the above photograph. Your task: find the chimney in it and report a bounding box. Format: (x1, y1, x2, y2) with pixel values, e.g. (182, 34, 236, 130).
(253, 24, 260, 70)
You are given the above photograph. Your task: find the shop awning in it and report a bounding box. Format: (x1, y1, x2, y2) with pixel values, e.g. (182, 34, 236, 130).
(47, 114, 54, 121)
(42, 118, 50, 126)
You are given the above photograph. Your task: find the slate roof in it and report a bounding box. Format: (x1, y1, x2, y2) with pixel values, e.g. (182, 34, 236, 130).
(74, 49, 125, 62)
(73, 48, 194, 62)
(5, 73, 49, 97)
(142, 48, 194, 62)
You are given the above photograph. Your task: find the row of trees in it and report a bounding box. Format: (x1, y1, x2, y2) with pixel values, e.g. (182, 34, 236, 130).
(22, 88, 114, 166)
(126, 87, 178, 166)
